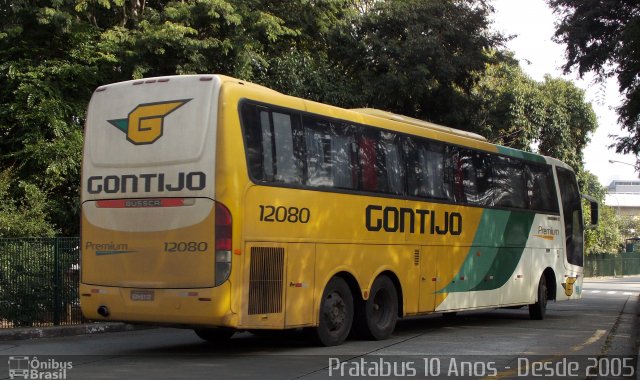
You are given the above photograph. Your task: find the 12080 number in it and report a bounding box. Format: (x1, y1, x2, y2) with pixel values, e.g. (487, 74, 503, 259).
(259, 205, 310, 223)
(164, 241, 208, 252)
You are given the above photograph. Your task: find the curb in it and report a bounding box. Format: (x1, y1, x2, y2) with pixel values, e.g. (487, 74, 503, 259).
(0, 323, 149, 341)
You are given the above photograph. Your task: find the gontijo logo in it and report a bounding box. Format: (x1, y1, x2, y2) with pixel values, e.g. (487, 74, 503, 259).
(107, 99, 191, 145)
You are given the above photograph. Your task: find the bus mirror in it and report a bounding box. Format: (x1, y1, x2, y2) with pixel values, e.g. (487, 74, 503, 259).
(581, 194, 598, 229)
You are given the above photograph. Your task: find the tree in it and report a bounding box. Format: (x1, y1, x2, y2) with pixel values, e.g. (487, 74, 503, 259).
(580, 171, 621, 254)
(469, 57, 547, 150)
(0, 169, 55, 238)
(328, 0, 508, 122)
(0, 0, 600, 237)
(0, 0, 353, 235)
(548, 0, 640, 162)
(0, 1, 112, 235)
(467, 56, 598, 173)
(537, 76, 598, 172)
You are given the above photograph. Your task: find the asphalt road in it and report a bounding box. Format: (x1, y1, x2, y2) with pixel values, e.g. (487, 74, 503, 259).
(1, 276, 638, 379)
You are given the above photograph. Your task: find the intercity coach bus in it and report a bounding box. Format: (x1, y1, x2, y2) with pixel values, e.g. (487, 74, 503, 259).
(80, 75, 597, 346)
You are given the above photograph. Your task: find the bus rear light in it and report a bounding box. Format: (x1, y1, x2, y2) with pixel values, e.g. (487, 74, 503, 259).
(215, 202, 232, 287)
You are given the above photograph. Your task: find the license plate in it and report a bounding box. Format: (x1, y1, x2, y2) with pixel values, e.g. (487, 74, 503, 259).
(130, 290, 154, 301)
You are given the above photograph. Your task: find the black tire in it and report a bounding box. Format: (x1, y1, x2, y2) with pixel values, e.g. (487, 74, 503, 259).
(313, 276, 354, 346)
(529, 275, 548, 320)
(354, 276, 398, 340)
(194, 327, 235, 342)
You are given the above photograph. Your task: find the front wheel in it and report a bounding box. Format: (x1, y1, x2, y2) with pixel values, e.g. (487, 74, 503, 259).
(354, 276, 398, 340)
(312, 276, 354, 346)
(529, 275, 548, 320)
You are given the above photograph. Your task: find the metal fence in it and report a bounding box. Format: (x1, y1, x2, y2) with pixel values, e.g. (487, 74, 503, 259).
(583, 252, 640, 277)
(0, 237, 82, 328)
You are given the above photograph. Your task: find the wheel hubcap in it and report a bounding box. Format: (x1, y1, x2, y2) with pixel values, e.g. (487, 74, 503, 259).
(323, 292, 346, 332)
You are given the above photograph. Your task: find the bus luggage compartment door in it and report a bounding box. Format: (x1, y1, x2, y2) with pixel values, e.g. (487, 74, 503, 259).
(241, 243, 316, 329)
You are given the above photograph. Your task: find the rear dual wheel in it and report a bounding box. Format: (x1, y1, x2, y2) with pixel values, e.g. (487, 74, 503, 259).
(354, 276, 398, 340)
(312, 277, 354, 346)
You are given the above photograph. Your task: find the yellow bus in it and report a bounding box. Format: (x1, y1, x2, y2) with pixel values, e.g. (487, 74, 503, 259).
(80, 75, 597, 346)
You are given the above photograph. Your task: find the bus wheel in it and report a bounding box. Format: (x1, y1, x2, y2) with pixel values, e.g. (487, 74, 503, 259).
(194, 327, 235, 342)
(529, 275, 548, 320)
(355, 275, 398, 340)
(313, 277, 354, 346)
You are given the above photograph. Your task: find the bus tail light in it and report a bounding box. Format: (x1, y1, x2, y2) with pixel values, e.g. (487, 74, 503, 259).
(215, 202, 232, 286)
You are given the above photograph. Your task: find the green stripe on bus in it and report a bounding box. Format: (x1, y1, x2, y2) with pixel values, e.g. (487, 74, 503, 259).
(438, 210, 536, 293)
(496, 145, 546, 164)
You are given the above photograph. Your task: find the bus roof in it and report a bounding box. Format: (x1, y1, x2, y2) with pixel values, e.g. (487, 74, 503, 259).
(216, 75, 567, 169)
(350, 108, 488, 142)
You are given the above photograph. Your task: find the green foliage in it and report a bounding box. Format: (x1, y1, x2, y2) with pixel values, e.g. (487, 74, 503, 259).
(466, 57, 598, 173)
(0, 0, 600, 236)
(538, 76, 598, 172)
(580, 171, 621, 255)
(0, 1, 111, 235)
(469, 57, 546, 150)
(585, 205, 621, 255)
(0, 169, 55, 238)
(330, 0, 507, 122)
(548, 0, 640, 162)
(617, 215, 640, 241)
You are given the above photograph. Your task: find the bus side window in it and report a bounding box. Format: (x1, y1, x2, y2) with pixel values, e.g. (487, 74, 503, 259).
(525, 164, 559, 213)
(271, 112, 302, 184)
(450, 148, 493, 206)
(258, 111, 275, 180)
(241, 104, 272, 181)
(359, 135, 378, 191)
(406, 138, 451, 200)
(303, 116, 357, 189)
(492, 155, 526, 209)
(380, 132, 405, 195)
(240, 103, 302, 184)
(359, 130, 404, 195)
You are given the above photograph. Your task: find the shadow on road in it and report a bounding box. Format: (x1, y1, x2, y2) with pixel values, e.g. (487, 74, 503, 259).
(118, 307, 555, 356)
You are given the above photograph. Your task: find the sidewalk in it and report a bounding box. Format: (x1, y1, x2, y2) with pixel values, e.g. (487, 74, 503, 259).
(0, 322, 147, 341)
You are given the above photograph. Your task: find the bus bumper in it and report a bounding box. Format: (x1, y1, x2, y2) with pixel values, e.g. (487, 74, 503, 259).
(79, 282, 236, 327)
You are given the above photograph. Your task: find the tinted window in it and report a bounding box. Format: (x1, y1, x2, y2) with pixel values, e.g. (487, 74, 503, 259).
(556, 167, 584, 266)
(406, 138, 453, 200)
(493, 155, 526, 208)
(303, 116, 357, 189)
(451, 148, 493, 206)
(359, 130, 405, 195)
(526, 164, 559, 213)
(241, 104, 303, 184)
